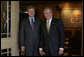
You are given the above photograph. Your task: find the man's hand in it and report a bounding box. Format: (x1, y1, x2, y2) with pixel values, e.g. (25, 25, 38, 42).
(59, 49, 64, 55)
(39, 50, 45, 56)
(21, 46, 25, 56)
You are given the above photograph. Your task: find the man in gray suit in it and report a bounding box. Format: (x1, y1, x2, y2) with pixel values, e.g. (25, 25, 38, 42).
(19, 6, 41, 56)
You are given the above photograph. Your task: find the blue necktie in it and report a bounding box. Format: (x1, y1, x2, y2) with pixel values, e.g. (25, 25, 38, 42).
(30, 19, 34, 30)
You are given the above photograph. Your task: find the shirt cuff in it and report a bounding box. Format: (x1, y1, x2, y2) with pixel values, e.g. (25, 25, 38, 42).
(39, 48, 43, 51)
(59, 48, 64, 51)
(21, 46, 25, 49)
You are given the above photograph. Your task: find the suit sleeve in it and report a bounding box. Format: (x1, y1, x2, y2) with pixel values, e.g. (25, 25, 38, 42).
(19, 20, 25, 47)
(57, 20, 65, 48)
(39, 22, 44, 48)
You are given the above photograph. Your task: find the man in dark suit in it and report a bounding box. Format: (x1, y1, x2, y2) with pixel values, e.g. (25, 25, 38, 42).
(19, 6, 41, 56)
(39, 7, 65, 56)
(1, 11, 11, 38)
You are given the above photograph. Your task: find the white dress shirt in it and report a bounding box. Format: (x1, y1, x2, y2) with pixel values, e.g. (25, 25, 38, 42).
(46, 18, 52, 30)
(29, 17, 35, 22)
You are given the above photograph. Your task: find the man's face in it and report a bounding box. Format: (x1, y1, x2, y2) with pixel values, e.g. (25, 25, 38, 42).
(44, 9, 53, 20)
(27, 9, 35, 17)
(3, 12, 7, 21)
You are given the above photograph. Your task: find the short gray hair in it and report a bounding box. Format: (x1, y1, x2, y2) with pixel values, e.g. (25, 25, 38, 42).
(43, 7, 53, 14)
(26, 5, 35, 11)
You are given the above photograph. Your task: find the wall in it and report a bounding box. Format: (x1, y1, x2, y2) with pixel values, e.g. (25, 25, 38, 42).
(20, 1, 83, 28)
(61, 1, 83, 28)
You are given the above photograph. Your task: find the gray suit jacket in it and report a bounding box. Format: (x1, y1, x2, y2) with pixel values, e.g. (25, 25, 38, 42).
(19, 17, 41, 56)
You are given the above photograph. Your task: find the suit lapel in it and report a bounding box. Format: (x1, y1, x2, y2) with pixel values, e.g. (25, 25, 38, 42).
(26, 17, 38, 32)
(45, 19, 53, 35)
(33, 17, 38, 30)
(25, 17, 32, 31)
(44, 22, 49, 35)
(44, 18, 56, 35)
(49, 18, 57, 33)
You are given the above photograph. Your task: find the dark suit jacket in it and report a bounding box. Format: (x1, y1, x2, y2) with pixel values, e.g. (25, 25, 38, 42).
(1, 19, 11, 38)
(40, 18, 65, 56)
(19, 17, 41, 56)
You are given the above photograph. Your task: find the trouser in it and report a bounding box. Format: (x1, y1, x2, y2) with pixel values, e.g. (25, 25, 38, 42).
(26, 50, 39, 56)
(44, 46, 52, 56)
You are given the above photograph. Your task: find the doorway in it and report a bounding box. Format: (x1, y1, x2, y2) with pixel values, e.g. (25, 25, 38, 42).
(1, 1, 19, 56)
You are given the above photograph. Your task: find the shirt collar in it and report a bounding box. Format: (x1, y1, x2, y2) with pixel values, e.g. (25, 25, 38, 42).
(29, 17, 35, 22)
(46, 17, 52, 23)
